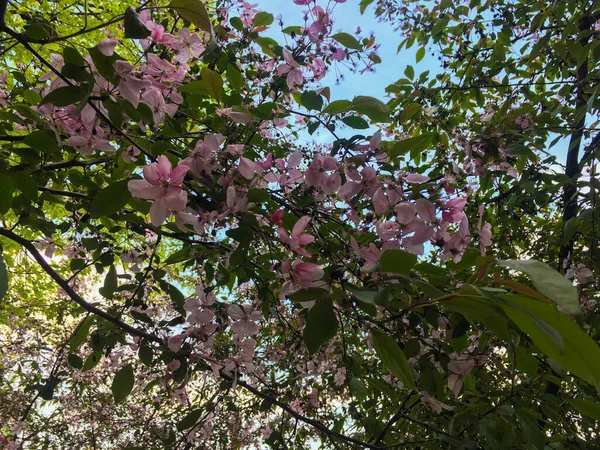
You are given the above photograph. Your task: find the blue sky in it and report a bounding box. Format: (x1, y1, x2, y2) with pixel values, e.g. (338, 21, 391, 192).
(255, 0, 431, 101)
(253, 0, 569, 164)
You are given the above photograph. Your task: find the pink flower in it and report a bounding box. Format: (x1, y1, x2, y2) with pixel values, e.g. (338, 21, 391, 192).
(168, 334, 185, 352)
(238, 157, 255, 180)
(141, 88, 178, 126)
(447, 357, 475, 397)
(420, 391, 453, 414)
(114, 61, 151, 108)
(566, 264, 595, 285)
(279, 216, 315, 257)
(402, 173, 430, 184)
(264, 153, 304, 192)
(310, 57, 327, 81)
(581, 296, 597, 312)
(173, 28, 204, 64)
(307, 6, 331, 43)
(396, 202, 417, 226)
(331, 47, 345, 61)
(305, 155, 338, 190)
(372, 187, 402, 216)
(35, 238, 56, 258)
(228, 304, 262, 338)
(338, 166, 378, 201)
(128, 155, 190, 226)
(216, 107, 253, 124)
(226, 186, 248, 214)
(277, 48, 304, 90)
(98, 39, 117, 56)
(122, 145, 141, 163)
(268, 209, 284, 226)
(310, 388, 319, 408)
(441, 198, 466, 223)
(64, 134, 116, 155)
(280, 259, 324, 297)
(477, 205, 492, 256)
(334, 367, 346, 386)
(144, 54, 185, 83)
(351, 237, 381, 270)
(415, 198, 436, 222)
(182, 134, 226, 177)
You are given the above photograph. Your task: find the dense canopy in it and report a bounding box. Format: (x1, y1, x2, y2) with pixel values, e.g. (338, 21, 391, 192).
(0, 0, 599, 448)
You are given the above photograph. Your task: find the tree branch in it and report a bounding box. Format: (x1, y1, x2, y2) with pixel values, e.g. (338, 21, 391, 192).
(0, 227, 161, 344)
(558, 14, 595, 269)
(38, 186, 88, 199)
(0, 26, 155, 162)
(0, 227, 386, 450)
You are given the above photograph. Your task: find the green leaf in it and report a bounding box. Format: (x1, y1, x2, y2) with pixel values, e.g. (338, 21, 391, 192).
(253, 11, 274, 27)
(89, 180, 132, 218)
(497, 259, 580, 316)
(389, 134, 434, 158)
(89, 46, 123, 83)
(138, 344, 153, 366)
(503, 302, 565, 354)
(162, 281, 186, 313)
(282, 25, 302, 35)
(431, 19, 449, 36)
(416, 46, 426, 62)
(63, 47, 86, 67)
(303, 299, 338, 354)
(323, 99, 352, 115)
(11, 171, 38, 201)
(289, 288, 330, 304)
(23, 130, 59, 154)
(169, 0, 212, 34)
(40, 85, 88, 107)
(0, 253, 8, 303)
(371, 329, 415, 389)
(571, 398, 600, 421)
(379, 249, 417, 275)
(341, 115, 369, 129)
(200, 67, 223, 103)
(349, 377, 368, 401)
(23, 90, 42, 105)
(179, 80, 209, 95)
(0, 175, 14, 214)
(67, 353, 83, 369)
(124, 6, 151, 38)
(226, 65, 244, 91)
(500, 295, 600, 390)
(332, 32, 362, 50)
(230, 17, 243, 31)
(83, 351, 102, 371)
(352, 290, 378, 305)
(359, 0, 375, 14)
(112, 364, 135, 404)
(404, 65, 415, 80)
(351, 96, 390, 122)
(69, 316, 94, 351)
(300, 91, 323, 111)
(24, 18, 55, 40)
(177, 409, 203, 431)
(401, 103, 421, 123)
(99, 265, 118, 299)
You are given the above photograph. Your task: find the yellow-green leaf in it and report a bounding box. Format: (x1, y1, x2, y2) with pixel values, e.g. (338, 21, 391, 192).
(201, 67, 223, 103)
(169, 0, 212, 34)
